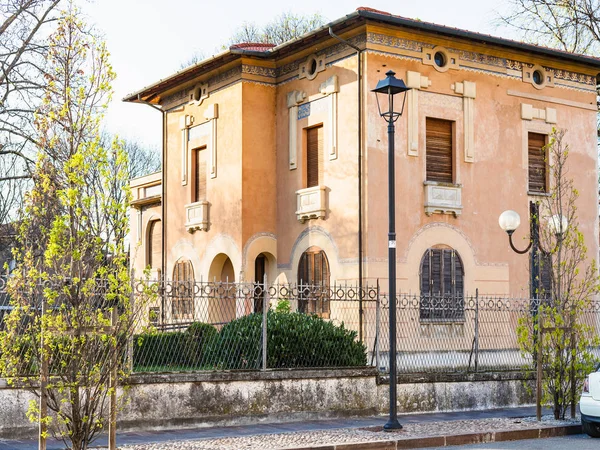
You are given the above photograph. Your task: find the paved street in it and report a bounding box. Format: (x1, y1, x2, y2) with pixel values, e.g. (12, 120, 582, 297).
(0, 407, 580, 450)
(423, 434, 597, 449)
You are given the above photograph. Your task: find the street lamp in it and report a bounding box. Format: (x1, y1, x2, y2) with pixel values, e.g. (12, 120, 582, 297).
(372, 70, 411, 431)
(499, 201, 542, 308)
(498, 202, 568, 306)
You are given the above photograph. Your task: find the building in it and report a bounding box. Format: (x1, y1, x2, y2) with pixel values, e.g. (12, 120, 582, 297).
(125, 7, 600, 321)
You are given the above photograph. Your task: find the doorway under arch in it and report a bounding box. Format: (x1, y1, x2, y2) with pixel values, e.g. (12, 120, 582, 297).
(208, 253, 236, 325)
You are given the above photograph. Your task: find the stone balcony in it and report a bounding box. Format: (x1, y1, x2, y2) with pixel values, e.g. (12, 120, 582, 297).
(185, 201, 210, 232)
(424, 181, 462, 216)
(296, 186, 327, 223)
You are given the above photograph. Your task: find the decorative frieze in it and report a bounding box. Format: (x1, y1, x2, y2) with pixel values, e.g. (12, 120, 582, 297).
(241, 65, 277, 78)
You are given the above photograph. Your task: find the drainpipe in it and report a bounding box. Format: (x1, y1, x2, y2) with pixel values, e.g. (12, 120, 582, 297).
(328, 27, 363, 341)
(137, 96, 166, 324)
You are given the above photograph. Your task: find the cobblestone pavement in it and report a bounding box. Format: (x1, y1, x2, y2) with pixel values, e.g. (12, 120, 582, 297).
(121, 415, 580, 450)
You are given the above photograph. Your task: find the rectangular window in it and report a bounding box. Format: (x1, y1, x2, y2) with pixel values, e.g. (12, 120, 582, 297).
(306, 125, 323, 188)
(426, 118, 453, 183)
(193, 147, 207, 203)
(528, 132, 547, 193)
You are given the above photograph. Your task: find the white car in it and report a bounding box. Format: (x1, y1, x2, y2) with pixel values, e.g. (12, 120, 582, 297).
(581, 364, 600, 438)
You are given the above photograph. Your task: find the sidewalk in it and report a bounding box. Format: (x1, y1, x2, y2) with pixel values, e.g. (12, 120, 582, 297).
(0, 407, 582, 450)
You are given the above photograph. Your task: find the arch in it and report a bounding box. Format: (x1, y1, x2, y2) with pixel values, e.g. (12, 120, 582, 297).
(172, 258, 194, 320)
(288, 226, 341, 282)
(404, 223, 476, 293)
(242, 233, 277, 283)
(202, 233, 242, 281)
(146, 219, 162, 271)
(297, 246, 331, 317)
(419, 247, 464, 320)
(207, 253, 236, 324)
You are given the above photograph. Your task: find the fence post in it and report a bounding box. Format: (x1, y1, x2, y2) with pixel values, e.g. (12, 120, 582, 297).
(474, 289, 479, 372)
(39, 296, 48, 450)
(126, 285, 134, 373)
(109, 307, 118, 450)
(570, 327, 576, 419)
(262, 274, 268, 371)
(375, 279, 381, 372)
(536, 307, 543, 421)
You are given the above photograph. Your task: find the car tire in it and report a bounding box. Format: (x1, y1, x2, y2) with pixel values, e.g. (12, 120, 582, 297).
(583, 420, 600, 438)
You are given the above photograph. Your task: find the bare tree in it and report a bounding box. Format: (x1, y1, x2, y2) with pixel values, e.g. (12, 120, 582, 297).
(178, 50, 206, 70)
(0, 0, 63, 178)
(0, 1, 63, 255)
(499, 0, 600, 54)
(228, 11, 326, 46)
(0, 6, 154, 449)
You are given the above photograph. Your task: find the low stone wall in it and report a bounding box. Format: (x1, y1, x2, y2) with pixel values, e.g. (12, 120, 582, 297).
(0, 369, 535, 439)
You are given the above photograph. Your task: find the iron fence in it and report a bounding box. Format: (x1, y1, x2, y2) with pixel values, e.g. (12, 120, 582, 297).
(1, 277, 599, 376)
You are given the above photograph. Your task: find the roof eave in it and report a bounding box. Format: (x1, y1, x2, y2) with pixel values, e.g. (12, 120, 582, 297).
(357, 9, 600, 69)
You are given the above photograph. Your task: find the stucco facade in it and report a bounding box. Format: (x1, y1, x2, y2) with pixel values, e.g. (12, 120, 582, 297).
(126, 8, 600, 300)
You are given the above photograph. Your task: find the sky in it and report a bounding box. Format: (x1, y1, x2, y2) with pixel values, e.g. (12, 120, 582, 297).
(79, 0, 514, 151)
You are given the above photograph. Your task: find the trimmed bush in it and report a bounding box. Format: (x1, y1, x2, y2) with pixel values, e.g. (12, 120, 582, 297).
(185, 322, 219, 366)
(215, 311, 367, 369)
(133, 332, 187, 370)
(132, 313, 367, 372)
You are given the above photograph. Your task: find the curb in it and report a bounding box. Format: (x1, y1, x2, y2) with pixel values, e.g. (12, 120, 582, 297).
(286, 424, 582, 450)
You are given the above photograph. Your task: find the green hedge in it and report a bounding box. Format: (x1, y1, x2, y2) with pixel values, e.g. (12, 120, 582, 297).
(133, 312, 367, 371)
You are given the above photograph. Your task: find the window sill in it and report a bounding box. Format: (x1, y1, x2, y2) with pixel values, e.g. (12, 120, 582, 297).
(423, 180, 462, 188)
(527, 191, 551, 197)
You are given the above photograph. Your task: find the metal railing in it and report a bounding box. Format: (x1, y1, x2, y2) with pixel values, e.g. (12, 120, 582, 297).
(2, 277, 599, 376)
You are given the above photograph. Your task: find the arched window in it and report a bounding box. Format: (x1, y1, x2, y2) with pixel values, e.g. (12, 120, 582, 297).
(172, 259, 194, 320)
(297, 247, 330, 318)
(147, 220, 162, 275)
(420, 247, 464, 320)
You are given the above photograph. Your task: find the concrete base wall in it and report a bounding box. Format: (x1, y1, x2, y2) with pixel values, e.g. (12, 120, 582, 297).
(0, 370, 535, 439)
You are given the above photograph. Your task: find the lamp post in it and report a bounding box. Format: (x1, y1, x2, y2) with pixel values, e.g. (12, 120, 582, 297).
(499, 201, 541, 308)
(498, 201, 568, 308)
(372, 70, 411, 431)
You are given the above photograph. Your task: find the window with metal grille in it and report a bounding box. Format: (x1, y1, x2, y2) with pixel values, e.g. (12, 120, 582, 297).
(172, 259, 194, 320)
(194, 147, 207, 202)
(420, 247, 464, 320)
(528, 133, 547, 193)
(306, 125, 324, 188)
(297, 247, 330, 318)
(148, 220, 162, 275)
(426, 118, 453, 183)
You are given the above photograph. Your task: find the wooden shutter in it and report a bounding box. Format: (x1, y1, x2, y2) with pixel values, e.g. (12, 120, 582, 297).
(172, 260, 194, 319)
(528, 133, 547, 193)
(148, 220, 162, 270)
(420, 248, 464, 320)
(194, 147, 207, 202)
(306, 126, 323, 188)
(426, 118, 453, 183)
